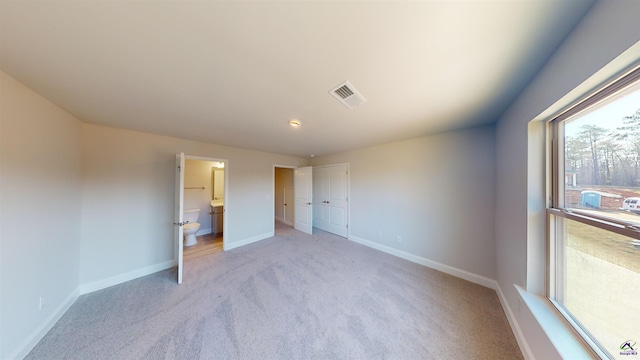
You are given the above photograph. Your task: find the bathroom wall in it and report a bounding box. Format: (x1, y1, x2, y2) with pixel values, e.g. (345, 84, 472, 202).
(79, 124, 308, 289)
(1, 71, 83, 360)
(212, 168, 225, 201)
(184, 159, 214, 234)
(274, 167, 293, 224)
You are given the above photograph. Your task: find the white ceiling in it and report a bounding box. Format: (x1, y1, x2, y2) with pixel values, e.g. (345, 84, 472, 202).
(1, 1, 594, 158)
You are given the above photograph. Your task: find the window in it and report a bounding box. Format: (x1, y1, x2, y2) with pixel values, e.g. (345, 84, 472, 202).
(548, 66, 640, 359)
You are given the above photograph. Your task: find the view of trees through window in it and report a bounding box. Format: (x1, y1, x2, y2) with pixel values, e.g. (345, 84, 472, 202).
(566, 109, 639, 186)
(553, 84, 640, 358)
(563, 87, 640, 224)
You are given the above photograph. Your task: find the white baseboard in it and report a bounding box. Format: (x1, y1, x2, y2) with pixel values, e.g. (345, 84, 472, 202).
(78, 259, 176, 295)
(513, 285, 595, 359)
(7, 289, 79, 360)
(348, 235, 497, 289)
(224, 231, 273, 251)
(348, 235, 531, 359)
(275, 217, 293, 226)
(496, 284, 534, 360)
(80, 230, 275, 295)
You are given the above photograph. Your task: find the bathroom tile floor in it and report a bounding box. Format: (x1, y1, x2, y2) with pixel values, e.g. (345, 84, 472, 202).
(184, 232, 223, 262)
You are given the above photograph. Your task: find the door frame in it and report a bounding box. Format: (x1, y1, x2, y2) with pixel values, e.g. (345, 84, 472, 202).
(272, 165, 298, 233)
(176, 155, 229, 283)
(175, 153, 185, 284)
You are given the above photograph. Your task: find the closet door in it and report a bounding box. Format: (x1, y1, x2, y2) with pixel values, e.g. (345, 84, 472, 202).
(313, 164, 348, 237)
(313, 168, 328, 229)
(324, 165, 348, 237)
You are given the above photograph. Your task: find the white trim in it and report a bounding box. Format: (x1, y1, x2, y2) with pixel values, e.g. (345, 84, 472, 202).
(311, 162, 351, 169)
(275, 216, 293, 226)
(348, 235, 496, 289)
(8, 289, 79, 360)
(224, 231, 273, 251)
(184, 155, 226, 162)
(78, 260, 175, 295)
(496, 285, 535, 360)
(514, 285, 596, 359)
(348, 235, 531, 359)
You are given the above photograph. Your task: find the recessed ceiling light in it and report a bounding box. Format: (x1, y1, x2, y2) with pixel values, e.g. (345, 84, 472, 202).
(289, 120, 301, 127)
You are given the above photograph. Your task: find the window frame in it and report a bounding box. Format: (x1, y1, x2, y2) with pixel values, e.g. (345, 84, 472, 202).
(546, 65, 640, 358)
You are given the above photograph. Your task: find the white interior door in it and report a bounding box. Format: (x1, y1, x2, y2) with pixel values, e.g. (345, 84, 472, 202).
(294, 166, 313, 234)
(313, 169, 327, 226)
(326, 165, 348, 237)
(174, 153, 185, 284)
(312, 164, 349, 237)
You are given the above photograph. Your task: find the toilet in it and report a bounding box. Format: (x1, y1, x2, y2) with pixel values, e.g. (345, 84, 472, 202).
(183, 209, 201, 247)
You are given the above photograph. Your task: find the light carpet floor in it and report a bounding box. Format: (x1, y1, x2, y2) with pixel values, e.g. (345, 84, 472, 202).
(26, 224, 523, 359)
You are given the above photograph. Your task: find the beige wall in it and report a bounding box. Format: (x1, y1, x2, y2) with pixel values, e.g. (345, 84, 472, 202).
(212, 168, 224, 201)
(310, 125, 496, 281)
(274, 167, 293, 222)
(80, 124, 307, 287)
(184, 159, 214, 234)
(1, 71, 83, 359)
(5, 4, 638, 359)
(495, 2, 640, 358)
(0, 73, 306, 356)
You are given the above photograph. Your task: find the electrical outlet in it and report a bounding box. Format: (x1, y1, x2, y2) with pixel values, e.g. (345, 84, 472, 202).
(39, 296, 45, 310)
(377, 230, 382, 238)
(396, 235, 402, 243)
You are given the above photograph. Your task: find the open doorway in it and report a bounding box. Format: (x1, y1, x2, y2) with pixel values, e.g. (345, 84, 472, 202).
(272, 165, 314, 235)
(181, 155, 228, 272)
(274, 166, 295, 230)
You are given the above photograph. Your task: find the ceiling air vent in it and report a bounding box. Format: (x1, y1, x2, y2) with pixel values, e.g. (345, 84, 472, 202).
(329, 81, 367, 109)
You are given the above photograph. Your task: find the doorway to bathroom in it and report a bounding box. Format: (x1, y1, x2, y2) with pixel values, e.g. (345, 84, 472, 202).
(175, 153, 228, 284)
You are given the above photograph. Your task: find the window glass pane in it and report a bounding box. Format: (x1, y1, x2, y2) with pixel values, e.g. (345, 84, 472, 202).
(557, 217, 640, 357)
(563, 87, 640, 227)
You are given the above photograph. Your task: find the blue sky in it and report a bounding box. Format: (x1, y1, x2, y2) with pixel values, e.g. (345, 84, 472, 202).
(565, 87, 640, 137)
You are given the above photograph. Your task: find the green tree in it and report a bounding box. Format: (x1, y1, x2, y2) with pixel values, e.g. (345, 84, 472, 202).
(616, 107, 640, 185)
(565, 135, 589, 185)
(578, 124, 609, 185)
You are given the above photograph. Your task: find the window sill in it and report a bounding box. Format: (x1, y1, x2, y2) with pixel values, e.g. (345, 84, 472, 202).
(515, 285, 598, 359)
